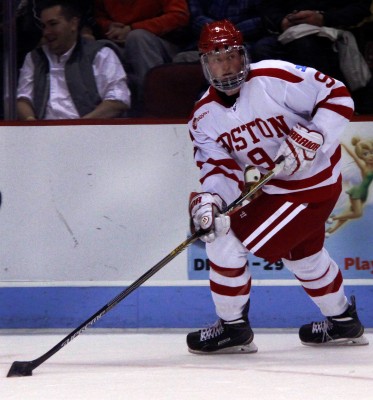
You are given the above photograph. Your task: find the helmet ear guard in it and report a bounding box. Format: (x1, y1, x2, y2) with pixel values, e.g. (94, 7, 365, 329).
(198, 20, 250, 93)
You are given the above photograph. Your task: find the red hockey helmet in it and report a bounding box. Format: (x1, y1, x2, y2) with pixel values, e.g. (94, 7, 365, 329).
(198, 20, 250, 93)
(198, 19, 243, 54)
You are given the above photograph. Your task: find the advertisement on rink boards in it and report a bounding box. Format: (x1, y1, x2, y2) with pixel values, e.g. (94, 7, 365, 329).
(188, 121, 373, 281)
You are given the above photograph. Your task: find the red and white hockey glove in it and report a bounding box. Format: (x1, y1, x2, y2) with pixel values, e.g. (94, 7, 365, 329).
(189, 192, 230, 243)
(275, 124, 324, 175)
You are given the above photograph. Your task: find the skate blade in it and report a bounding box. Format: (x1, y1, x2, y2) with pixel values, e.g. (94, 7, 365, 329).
(302, 334, 369, 347)
(188, 341, 258, 355)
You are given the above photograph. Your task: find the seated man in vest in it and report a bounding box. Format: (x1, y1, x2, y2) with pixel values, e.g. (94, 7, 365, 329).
(16, 0, 131, 120)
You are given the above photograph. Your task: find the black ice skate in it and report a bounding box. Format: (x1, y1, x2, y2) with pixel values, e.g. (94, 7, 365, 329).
(299, 296, 369, 346)
(187, 317, 257, 354)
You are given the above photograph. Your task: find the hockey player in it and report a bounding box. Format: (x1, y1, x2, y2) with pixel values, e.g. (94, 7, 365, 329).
(187, 19, 369, 354)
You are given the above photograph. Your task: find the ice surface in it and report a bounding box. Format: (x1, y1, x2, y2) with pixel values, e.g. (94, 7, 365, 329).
(1, 330, 373, 400)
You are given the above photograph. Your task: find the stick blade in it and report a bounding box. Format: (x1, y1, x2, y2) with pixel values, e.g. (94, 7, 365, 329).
(7, 361, 34, 377)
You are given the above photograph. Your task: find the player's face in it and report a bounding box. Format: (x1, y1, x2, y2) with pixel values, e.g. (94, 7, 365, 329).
(207, 49, 242, 78)
(206, 48, 244, 94)
(40, 6, 79, 56)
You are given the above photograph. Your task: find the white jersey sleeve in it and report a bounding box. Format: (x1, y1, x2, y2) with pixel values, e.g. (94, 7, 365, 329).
(189, 112, 246, 204)
(273, 60, 354, 153)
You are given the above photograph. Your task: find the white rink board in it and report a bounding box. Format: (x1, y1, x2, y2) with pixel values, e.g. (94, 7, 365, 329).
(0, 123, 199, 282)
(0, 120, 372, 284)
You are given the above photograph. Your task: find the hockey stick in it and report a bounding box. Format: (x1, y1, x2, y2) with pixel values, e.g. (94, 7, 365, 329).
(7, 158, 283, 377)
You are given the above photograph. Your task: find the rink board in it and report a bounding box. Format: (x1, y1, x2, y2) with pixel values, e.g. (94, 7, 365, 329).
(0, 119, 372, 329)
(1, 283, 372, 329)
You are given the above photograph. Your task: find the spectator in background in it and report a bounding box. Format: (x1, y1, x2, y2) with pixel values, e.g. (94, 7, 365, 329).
(16, 0, 100, 68)
(174, 0, 265, 63)
(252, 0, 373, 113)
(94, 0, 190, 116)
(16, 0, 131, 120)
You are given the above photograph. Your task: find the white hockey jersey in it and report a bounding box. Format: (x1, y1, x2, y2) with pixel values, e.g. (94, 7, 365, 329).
(188, 59, 354, 205)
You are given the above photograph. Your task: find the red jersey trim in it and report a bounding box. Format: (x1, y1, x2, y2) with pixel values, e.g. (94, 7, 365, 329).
(267, 145, 341, 191)
(191, 87, 229, 115)
(197, 157, 242, 171)
(200, 166, 243, 190)
(318, 103, 354, 120)
(313, 86, 354, 120)
(248, 68, 304, 83)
